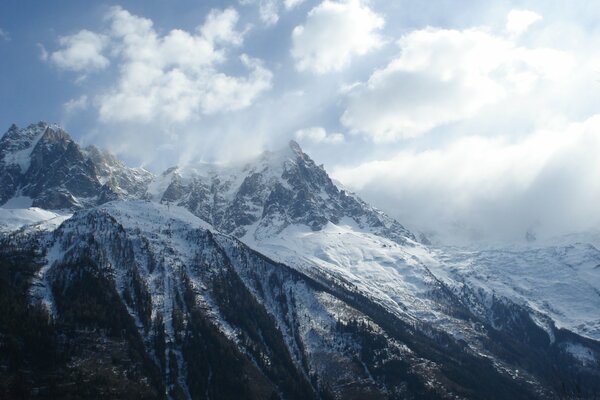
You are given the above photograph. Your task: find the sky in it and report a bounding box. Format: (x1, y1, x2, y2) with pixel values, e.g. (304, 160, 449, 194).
(1, 0, 600, 244)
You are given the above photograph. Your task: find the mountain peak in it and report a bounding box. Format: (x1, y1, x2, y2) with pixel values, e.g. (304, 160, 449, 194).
(288, 139, 303, 155)
(2, 121, 66, 143)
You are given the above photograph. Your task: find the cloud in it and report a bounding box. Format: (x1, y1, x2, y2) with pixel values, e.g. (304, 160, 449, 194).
(284, 0, 306, 10)
(0, 28, 10, 41)
(63, 95, 89, 113)
(258, 0, 280, 25)
(92, 6, 272, 123)
(240, 0, 306, 26)
(201, 8, 244, 45)
(291, 0, 384, 74)
(37, 43, 49, 61)
(40, 2, 600, 243)
(295, 126, 344, 144)
(506, 9, 542, 37)
(240, 0, 280, 26)
(43, 6, 274, 168)
(333, 115, 600, 243)
(341, 21, 575, 142)
(50, 30, 110, 72)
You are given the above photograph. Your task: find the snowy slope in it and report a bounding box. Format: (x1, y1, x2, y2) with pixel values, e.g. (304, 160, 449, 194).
(26, 200, 545, 399)
(429, 243, 600, 341)
(240, 213, 600, 343)
(0, 197, 71, 233)
(244, 220, 452, 323)
(2, 196, 597, 398)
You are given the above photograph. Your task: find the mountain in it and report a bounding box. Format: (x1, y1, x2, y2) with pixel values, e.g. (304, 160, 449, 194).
(1, 123, 599, 399)
(0, 122, 152, 210)
(147, 140, 414, 244)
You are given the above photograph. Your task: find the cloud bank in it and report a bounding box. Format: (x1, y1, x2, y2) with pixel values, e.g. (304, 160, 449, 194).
(341, 24, 574, 142)
(39, 2, 600, 244)
(295, 126, 344, 144)
(47, 6, 274, 167)
(292, 0, 384, 73)
(333, 115, 600, 243)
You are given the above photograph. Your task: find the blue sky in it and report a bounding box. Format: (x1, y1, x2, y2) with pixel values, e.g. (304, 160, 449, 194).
(2, 0, 600, 242)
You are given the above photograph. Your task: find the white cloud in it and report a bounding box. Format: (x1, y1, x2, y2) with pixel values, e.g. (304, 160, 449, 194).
(240, 0, 280, 25)
(200, 8, 244, 45)
(291, 0, 384, 74)
(200, 54, 273, 114)
(341, 23, 575, 142)
(295, 126, 344, 144)
(333, 115, 600, 243)
(95, 6, 272, 123)
(240, 0, 307, 24)
(284, 0, 306, 10)
(63, 95, 89, 113)
(50, 30, 109, 72)
(506, 9, 542, 37)
(258, 0, 280, 25)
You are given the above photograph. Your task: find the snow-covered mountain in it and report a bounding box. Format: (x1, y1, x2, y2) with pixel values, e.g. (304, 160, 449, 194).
(1, 123, 599, 399)
(0, 122, 152, 210)
(148, 140, 414, 244)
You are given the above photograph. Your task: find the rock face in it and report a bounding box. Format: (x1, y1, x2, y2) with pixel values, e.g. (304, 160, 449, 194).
(0, 122, 152, 209)
(150, 140, 414, 243)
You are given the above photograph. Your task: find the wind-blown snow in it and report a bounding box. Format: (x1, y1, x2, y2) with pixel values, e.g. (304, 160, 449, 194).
(147, 145, 299, 205)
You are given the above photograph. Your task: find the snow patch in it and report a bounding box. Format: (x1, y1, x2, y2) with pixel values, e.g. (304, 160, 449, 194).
(0, 206, 70, 232)
(562, 342, 597, 366)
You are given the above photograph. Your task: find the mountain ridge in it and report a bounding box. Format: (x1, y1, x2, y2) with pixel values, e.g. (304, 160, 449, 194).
(1, 122, 599, 399)
(1, 123, 415, 245)
(0, 122, 153, 210)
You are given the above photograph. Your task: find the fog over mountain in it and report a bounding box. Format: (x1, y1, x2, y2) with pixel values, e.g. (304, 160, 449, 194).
(2, 1, 600, 244)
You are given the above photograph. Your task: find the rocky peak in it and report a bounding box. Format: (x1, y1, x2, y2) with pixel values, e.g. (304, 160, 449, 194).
(2, 122, 413, 243)
(287, 140, 305, 160)
(39, 124, 71, 143)
(0, 122, 154, 209)
(1, 122, 53, 159)
(149, 140, 415, 243)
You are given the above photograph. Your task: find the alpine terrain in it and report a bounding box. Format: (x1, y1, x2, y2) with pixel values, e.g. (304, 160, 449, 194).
(1, 123, 599, 399)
